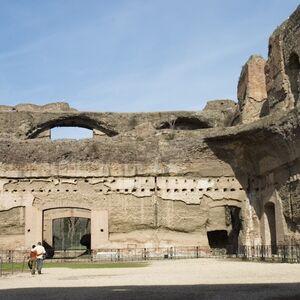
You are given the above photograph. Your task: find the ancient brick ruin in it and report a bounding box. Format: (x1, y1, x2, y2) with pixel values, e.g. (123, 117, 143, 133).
(1, 6, 300, 254)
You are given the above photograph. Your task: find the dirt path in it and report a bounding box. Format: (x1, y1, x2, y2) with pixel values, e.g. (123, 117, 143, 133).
(0, 258, 300, 289)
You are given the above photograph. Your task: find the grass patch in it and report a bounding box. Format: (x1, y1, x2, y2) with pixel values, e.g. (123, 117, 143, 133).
(1, 261, 149, 272)
(1, 263, 25, 272)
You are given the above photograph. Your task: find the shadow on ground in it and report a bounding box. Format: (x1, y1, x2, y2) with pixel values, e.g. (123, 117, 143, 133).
(1, 283, 300, 300)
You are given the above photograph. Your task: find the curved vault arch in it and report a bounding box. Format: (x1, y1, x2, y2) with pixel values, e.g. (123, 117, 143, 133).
(26, 115, 118, 139)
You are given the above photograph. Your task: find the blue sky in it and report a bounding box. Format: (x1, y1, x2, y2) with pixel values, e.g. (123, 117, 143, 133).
(0, 0, 299, 113)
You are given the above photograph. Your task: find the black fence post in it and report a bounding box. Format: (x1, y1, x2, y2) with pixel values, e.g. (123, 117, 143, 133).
(261, 245, 265, 261)
(282, 245, 287, 263)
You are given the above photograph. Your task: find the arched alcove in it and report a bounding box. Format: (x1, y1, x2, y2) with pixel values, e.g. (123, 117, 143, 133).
(263, 202, 277, 253)
(286, 52, 300, 104)
(157, 117, 212, 130)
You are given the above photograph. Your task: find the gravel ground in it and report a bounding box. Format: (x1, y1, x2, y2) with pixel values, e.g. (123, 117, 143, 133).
(0, 258, 300, 289)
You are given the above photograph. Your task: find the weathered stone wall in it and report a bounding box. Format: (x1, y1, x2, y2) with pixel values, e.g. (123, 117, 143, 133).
(1, 102, 299, 250)
(206, 106, 300, 246)
(265, 5, 300, 112)
(0, 101, 235, 140)
(0, 207, 25, 234)
(278, 175, 300, 232)
(0, 207, 25, 250)
(0, 174, 245, 249)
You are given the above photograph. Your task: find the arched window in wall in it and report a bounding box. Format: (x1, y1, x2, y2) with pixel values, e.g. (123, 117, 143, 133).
(27, 115, 118, 140)
(286, 52, 300, 104)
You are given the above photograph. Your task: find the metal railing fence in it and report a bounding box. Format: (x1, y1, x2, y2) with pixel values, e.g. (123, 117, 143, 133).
(0, 244, 299, 276)
(237, 245, 300, 263)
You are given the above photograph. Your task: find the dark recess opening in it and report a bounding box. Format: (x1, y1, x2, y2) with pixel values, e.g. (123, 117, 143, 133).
(286, 52, 300, 104)
(264, 202, 277, 254)
(227, 206, 242, 254)
(158, 117, 211, 130)
(207, 230, 228, 248)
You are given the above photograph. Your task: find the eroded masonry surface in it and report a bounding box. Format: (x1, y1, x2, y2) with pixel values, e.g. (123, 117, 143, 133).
(1, 6, 300, 254)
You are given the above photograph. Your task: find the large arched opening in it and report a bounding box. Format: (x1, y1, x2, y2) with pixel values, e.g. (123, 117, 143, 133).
(27, 115, 118, 140)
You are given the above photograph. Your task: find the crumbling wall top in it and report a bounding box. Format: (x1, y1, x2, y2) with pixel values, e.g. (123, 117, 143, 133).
(0, 101, 236, 140)
(204, 99, 237, 112)
(0, 102, 77, 112)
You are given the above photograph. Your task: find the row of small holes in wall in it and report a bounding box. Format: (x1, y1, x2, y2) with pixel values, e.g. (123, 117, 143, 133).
(6, 189, 78, 193)
(84, 179, 151, 183)
(5, 178, 236, 184)
(163, 187, 243, 192)
(93, 187, 243, 193)
(4, 187, 244, 193)
(83, 179, 233, 184)
(164, 178, 235, 183)
(5, 179, 151, 185)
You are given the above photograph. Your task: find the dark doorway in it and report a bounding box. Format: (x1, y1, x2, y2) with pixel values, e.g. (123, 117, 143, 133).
(52, 217, 91, 250)
(264, 202, 277, 254)
(227, 206, 242, 254)
(207, 230, 228, 248)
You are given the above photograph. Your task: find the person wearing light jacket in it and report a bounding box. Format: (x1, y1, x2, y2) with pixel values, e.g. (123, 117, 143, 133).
(35, 242, 46, 274)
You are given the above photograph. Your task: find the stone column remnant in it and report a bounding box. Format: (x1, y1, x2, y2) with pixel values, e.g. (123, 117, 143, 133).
(236, 55, 267, 124)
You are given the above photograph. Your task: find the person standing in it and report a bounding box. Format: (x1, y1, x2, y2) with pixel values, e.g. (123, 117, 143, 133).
(35, 242, 46, 274)
(29, 244, 37, 275)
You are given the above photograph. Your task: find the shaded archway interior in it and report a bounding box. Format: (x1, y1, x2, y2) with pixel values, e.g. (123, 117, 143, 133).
(157, 116, 213, 130)
(264, 202, 277, 253)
